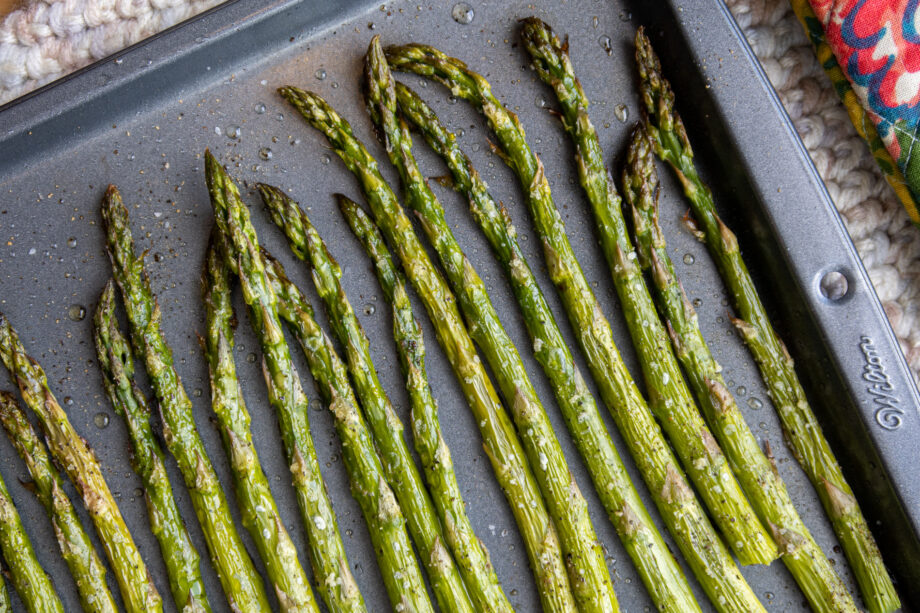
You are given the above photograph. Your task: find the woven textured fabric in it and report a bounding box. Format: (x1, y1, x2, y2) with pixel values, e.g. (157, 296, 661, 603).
(1, 0, 918, 384)
(728, 0, 920, 383)
(0, 0, 222, 105)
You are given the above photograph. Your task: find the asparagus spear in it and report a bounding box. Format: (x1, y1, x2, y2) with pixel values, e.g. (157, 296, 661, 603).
(635, 28, 900, 613)
(338, 195, 512, 613)
(623, 126, 857, 612)
(0, 574, 8, 613)
(394, 81, 701, 613)
(256, 184, 472, 613)
(0, 466, 64, 613)
(364, 37, 616, 612)
(0, 314, 162, 613)
(0, 392, 119, 613)
(275, 86, 577, 613)
(259, 250, 435, 613)
(93, 282, 211, 613)
(385, 40, 766, 612)
(201, 236, 318, 613)
(432, 23, 772, 567)
(201, 150, 366, 613)
(100, 185, 270, 612)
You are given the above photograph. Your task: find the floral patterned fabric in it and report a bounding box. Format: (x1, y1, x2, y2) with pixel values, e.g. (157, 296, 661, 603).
(791, 0, 920, 224)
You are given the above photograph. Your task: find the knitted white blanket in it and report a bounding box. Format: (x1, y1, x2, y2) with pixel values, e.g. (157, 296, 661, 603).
(0, 0, 221, 100)
(2, 0, 918, 383)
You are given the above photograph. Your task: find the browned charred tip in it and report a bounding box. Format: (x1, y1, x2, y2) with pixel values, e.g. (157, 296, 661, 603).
(664, 318, 685, 357)
(699, 427, 722, 460)
(661, 463, 692, 504)
(778, 338, 794, 366)
(680, 210, 704, 241)
(763, 439, 780, 476)
(705, 377, 733, 415)
(649, 248, 670, 288)
(431, 175, 454, 189)
(822, 478, 857, 518)
(731, 316, 758, 342)
(716, 215, 739, 252)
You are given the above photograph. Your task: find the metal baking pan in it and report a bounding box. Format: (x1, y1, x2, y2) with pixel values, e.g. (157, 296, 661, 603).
(0, 0, 918, 610)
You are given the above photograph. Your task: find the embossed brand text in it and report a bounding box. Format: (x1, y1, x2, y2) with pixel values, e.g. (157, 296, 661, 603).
(859, 336, 904, 430)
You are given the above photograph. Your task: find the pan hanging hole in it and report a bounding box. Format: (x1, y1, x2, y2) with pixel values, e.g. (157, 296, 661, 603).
(819, 270, 849, 302)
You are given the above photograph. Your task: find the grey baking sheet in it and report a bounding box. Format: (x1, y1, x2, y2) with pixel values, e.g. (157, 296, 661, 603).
(0, 0, 918, 611)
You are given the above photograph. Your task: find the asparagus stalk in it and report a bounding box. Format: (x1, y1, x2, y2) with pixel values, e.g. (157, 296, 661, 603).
(256, 184, 472, 613)
(100, 185, 270, 612)
(528, 21, 776, 564)
(201, 236, 318, 613)
(275, 86, 577, 613)
(259, 249, 435, 613)
(93, 282, 211, 613)
(0, 465, 64, 613)
(394, 81, 701, 613)
(0, 574, 8, 613)
(364, 37, 616, 612)
(201, 151, 365, 613)
(388, 38, 761, 611)
(0, 392, 119, 613)
(338, 195, 512, 613)
(623, 126, 858, 612)
(385, 40, 766, 612)
(635, 28, 900, 613)
(0, 314, 162, 613)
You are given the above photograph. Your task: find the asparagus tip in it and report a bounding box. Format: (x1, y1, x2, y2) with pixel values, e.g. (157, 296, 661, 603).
(635, 26, 654, 68)
(203, 148, 222, 179)
(624, 125, 658, 208)
(334, 193, 360, 215)
(367, 33, 383, 58)
(519, 16, 559, 53)
(100, 183, 124, 221)
(278, 85, 311, 105)
(626, 124, 650, 160)
(98, 278, 117, 311)
(255, 182, 282, 202)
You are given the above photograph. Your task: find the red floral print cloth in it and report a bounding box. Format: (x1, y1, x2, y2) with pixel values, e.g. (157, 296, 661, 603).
(795, 0, 920, 224)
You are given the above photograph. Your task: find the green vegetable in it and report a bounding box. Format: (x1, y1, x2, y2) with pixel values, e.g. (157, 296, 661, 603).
(201, 236, 318, 613)
(0, 463, 64, 613)
(205, 153, 366, 613)
(0, 314, 162, 613)
(278, 85, 576, 613)
(521, 19, 773, 565)
(385, 39, 766, 611)
(623, 126, 858, 612)
(101, 185, 269, 612)
(339, 195, 512, 613)
(635, 27, 900, 613)
(394, 79, 701, 613)
(94, 282, 211, 613)
(0, 573, 9, 613)
(0, 391, 118, 613)
(261, 249, 435, 613)
(364, 36, 616, 613)
(256, 180, 472, 613)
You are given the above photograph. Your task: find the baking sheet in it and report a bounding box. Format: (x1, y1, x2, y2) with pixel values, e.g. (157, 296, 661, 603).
(0, 0, 917, 610)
